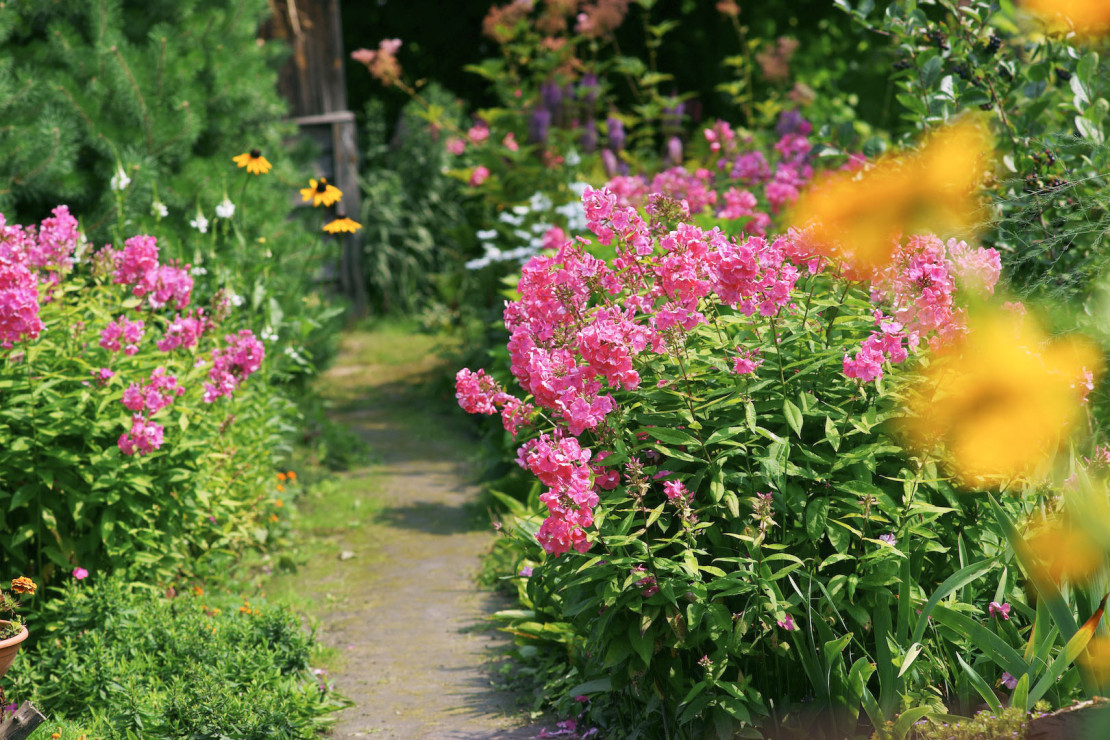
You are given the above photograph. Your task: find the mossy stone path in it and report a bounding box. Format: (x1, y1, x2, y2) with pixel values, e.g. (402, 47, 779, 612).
(274, 324, 539, 739)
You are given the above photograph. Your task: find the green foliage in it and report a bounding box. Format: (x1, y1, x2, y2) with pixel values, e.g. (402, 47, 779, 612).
(7, 576, 346, 739)
(837, 0, 1110, 299)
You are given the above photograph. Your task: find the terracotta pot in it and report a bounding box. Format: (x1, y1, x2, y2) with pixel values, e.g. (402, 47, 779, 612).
(0, 620, 28, 679)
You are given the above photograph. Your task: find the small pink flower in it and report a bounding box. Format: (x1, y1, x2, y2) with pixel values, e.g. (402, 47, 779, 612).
(72, 567, 89, 580)
(502, 132, 519, 152)
(469, 165, 490, 187)
(446, 137, 466, 156)
(988, 601, 1011, 620)
(777, 614, 797, 631)
(1000, 671, 1018, 690)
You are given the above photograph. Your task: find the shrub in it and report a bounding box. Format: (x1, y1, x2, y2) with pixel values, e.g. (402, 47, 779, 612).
(0, 206, 294, 585)
(7, 576, 344, 739)
(457, 139, 1103, 735)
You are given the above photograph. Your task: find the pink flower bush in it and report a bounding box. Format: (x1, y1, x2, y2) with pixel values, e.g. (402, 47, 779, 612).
(118, 414, 165, 456)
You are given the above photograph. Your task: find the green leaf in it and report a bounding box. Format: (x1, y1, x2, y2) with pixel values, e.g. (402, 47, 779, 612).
(783, 399, 803, 437)
(893, 707, 933, 740)
(804, 497, 830, 544)
(824, 416, 841, 451)
(957, 653, 1002, 714)
(921, 55, 943, 88)
(911, 559, 994, 644)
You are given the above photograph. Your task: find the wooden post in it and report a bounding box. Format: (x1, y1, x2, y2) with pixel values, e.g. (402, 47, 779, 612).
(262, 0, 368, 317)
(0, 702, 45, 740)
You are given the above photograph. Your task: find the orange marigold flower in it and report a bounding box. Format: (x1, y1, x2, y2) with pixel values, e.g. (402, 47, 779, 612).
(324, 214, 362, 234)
(232, 149, 273, 175)
(277, 472, 287, 482)
(51, 734, 60, 739)
(269, 514, 280, 523)
(10, 576, 36, 595)
(287, 470, 297, 481)
(275, 500, 284, 508)
(276, 483, 286, 493)
(300, 177, 343, 207)
(193, 586, 204, 597)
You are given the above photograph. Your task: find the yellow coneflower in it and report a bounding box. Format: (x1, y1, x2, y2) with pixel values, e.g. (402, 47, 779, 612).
(300, 177, 343, 207)
(232, 149, 273, 175)
(324, 213, 362, 234)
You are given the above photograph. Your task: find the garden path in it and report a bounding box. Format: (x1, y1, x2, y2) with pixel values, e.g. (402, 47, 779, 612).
(305, 324, 540, 739)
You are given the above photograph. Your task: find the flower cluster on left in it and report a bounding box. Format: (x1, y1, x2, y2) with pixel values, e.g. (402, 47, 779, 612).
(0, 205, 270, 583)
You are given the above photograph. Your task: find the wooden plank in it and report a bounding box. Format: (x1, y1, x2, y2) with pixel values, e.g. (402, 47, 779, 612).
(0, 701, 45, 740)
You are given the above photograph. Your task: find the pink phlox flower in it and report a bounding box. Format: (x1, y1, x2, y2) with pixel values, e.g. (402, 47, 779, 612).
(469, 166, 490, 186)
(100, 316, 146, 355)
(157, 311, 207, 352)
(731, 347, 763, 375)
(28, 205, 79, 284)
(118, 414, 165, 456)
(72, 567, 89, 580)
(502, 132, 519, 152)
(446, 137, 466, 156)
(718, 187, 757, 220)
(777, 614, 797, 631)
(946, 239, 1001, 295)
(728, 150, 771, 184)
(663, 479, 691, 502)
(467, 121, 490, 144)
(989, 601, 1011, 620)
(202, 330, 265, 402)
(631, 565, 660, 597)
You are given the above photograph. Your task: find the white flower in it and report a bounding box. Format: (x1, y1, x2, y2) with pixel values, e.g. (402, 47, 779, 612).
(465, 257, 491, 270)
(228, 291, 245, 307)
(261, 326, 278, 342)
(111, 164, 131, 191)
(189, 212, 209, 234)
(476, 228, 498, 241)
(498, 211, 524, 227)
(215, 197, 235, 219)
(190, 266, 208, 277)
(565, 148, 581, 167)
(511, 205, 530, 216)
(151, 201, 168, 218)
(529, 192, 553, 213)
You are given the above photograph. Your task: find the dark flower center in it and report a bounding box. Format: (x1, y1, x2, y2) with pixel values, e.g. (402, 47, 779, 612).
(249, 148, 261, 158)
(315, 179, 328, 193)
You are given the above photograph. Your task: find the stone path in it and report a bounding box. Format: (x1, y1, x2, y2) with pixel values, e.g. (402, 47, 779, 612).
(312, 327, 540, 739)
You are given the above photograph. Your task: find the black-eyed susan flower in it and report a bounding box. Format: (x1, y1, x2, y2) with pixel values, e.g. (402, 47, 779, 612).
(233, 149, 273, 175)
(300, 177, 343, 207)
(324, 213, 362, 234)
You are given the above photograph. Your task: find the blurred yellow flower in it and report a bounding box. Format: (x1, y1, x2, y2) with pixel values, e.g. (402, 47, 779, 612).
(324, 215, 362, 234)
(1023, 0, 1110, 37)
(1024, 517, 1105, 586)
(232, 149, 273, 175)
(789, 119, 992, 274)
(300, 177, 343, 207)
(899, 308, 1100, 488)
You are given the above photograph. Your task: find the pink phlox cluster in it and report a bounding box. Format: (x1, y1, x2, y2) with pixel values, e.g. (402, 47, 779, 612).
(118, 414, 164, 456)
(843, 311, 908, 383)
(718, 187, 758, 221)
(542, 226, 567, 251)
(0, 216, 44, 348)
(765, 163, 808, 213)
(728, 150, 771, 184)
(111, 235, 193, 310)
(519, 433, 597, 556)
(648, 167, 717, 215)
(157, 311, 208, 352)
(706, 234, 800, 317)
(100, 316, 146, 355)
(454, 367, 537, 437)
(590, 451, 621, 490)
(605, 176, 649, 208)
(946, 239, 1002, 295)
(446, 137, 466, 156)
(1077, 366, 1096, 404)
(703, 120, 736, 155)
(202, 329, 265, 403)
(663, 479, 691, 502)
(28, 206, 79, 283)
(467, 121, 490, 144)
(121, 367, 184, 414)
(774, 132, 812, 164)
(731, 347, 763, 375)
(870, 235, 997, 352)
(576, 306, 647, 390)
